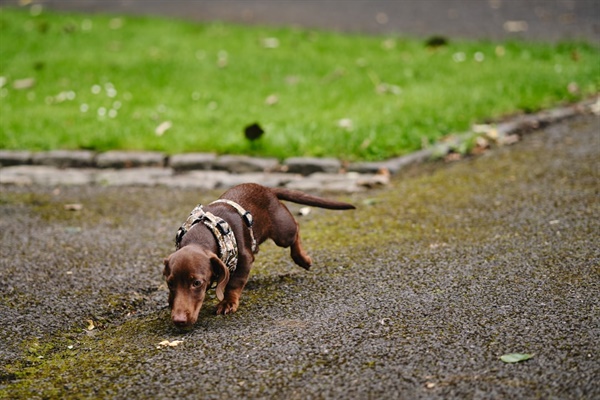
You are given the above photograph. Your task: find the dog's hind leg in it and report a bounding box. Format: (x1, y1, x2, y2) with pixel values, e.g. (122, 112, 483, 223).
(289, 233, 312, 270)
(270, 206, 312, 270)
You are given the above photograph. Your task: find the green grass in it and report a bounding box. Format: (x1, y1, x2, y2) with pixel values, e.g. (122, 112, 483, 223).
(0, 6, 598, 161)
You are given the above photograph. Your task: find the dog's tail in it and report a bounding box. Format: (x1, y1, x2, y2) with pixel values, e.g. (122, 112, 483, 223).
(271, 188, 355, 210)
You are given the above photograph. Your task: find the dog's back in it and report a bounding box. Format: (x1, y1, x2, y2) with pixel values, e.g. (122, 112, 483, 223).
(220, 183, 355, 210)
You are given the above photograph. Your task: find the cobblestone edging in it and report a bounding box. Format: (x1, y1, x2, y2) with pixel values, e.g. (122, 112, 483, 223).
(0, 99, 596, 192)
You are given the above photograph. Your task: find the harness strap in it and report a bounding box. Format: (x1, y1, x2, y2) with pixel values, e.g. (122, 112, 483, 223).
(210, 199, 257, 253)
(174, 200, 258, 272)
(175, 205, 238, 272)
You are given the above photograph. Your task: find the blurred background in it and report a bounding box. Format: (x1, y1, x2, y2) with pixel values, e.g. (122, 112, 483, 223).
(2, 0, 599, 41)
(1, 0, 598, 161)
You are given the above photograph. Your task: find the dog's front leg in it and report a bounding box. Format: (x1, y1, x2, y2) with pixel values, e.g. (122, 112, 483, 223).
(216, 263, 250, 315)
(215, 276, 246, 314)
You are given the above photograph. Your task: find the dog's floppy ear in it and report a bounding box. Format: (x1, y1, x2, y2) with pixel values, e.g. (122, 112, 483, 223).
(210, 255, 229, 301)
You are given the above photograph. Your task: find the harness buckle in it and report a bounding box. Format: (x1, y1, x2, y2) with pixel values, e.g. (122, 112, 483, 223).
(216, 219, 231, 235)
(242, 211, 253, 227)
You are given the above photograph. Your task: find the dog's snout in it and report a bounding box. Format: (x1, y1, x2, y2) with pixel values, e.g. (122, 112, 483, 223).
(172, 312, 190, 327)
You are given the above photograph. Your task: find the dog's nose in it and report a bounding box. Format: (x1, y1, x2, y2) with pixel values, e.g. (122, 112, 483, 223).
(172, 313, 189, 327)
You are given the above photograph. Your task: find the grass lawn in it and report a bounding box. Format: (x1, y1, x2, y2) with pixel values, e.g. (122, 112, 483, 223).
(0, 6, 598, 161)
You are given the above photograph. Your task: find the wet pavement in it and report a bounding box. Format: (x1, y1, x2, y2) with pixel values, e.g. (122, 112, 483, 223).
(1, 114, 598, 398)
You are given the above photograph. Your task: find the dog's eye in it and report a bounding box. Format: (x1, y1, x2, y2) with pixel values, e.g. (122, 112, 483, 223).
(192, 279, 203, 288)
(167, 281, 174, 289)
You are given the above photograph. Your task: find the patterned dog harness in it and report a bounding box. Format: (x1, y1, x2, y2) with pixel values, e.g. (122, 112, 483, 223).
(175, 200, 257, 272)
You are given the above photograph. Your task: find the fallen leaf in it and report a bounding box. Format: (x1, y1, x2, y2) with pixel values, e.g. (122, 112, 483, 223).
(444, 152, 462, 162)
(86, 319, 95, 331)
(54, 91, 76, 103)
(590, 98, 600, 115)
(375, 12, 388, 25)
(13, 78, 35, 90)
(473, 136, 490, 154)
(298, 207, 311, 216)
(109, 18, 124, 30)
(500, 353, 533, 363)
(472, 124, 492, 134)
(381, 38, 396, 50)
(429, 242, 449, 249)
(500, 134, 520, 146)
(244, 122, 264, 141)
(337, 118, 353, 130)
(265, 94, 278, 106)
(261, 37, 279, 49)
(217, 51, 228, 68)
(453, 52, 466, 63)
(358, 174, 389, 188)
(571, 50, 580, 62)
(64, 203, 83, 211)
(285, 75, 300, 85)
(375, 83, 402, 95)
(567, 82, 579, 95)
(157, 339, 184, 348)
(425, 35, 448, 48)
(155, 121, 172, 136)
(64, 227, 82, 234)
(503, 20, 528, 33)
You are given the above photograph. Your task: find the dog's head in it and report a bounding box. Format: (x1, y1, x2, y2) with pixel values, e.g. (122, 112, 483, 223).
(163, 245, 230, 328)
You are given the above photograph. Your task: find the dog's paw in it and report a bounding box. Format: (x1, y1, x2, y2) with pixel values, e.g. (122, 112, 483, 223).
(293, 254, 312, 270)
(216, 300, 239, 315)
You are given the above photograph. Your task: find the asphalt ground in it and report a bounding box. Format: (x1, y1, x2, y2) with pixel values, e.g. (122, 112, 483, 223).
(1, 114, 598, 398)
(2, 0, 598, 42)
(1, 1, 599, 398)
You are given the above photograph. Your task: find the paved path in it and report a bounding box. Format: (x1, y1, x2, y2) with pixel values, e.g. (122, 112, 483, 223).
(1, 114, 598, 399)
(1, 1, 599, 399)
(3, 0, 599, 41)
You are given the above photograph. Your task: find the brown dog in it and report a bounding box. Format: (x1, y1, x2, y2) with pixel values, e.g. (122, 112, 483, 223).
(163, 183, 355, 327)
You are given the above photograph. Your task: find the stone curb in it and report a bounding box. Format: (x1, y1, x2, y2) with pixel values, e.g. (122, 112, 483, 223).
(1, 98, 596, 191)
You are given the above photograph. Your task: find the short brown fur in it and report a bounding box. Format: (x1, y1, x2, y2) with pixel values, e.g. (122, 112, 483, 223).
(163, 183, 355, 327)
